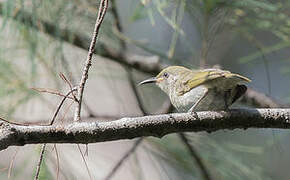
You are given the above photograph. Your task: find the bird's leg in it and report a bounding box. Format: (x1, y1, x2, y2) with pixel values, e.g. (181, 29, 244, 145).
(224, 89, 231, 110)
(189, 90, 208, 121)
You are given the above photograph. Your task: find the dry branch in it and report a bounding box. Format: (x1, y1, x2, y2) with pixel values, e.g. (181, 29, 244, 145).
(74, 0, 109, 121)
(0, 108, 289, 151)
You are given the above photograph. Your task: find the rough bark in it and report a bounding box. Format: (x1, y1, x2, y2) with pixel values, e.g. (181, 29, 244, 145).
(0, 108, 289, 151)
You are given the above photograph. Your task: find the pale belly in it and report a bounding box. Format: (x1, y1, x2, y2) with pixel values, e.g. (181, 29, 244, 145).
(170, 85, 230, 112)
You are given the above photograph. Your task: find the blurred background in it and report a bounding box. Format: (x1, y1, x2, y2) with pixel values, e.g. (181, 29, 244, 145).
(0, 0, 289, 179)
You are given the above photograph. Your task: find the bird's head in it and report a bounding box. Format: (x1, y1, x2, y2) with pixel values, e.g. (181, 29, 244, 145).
(138, 66, 191, 95)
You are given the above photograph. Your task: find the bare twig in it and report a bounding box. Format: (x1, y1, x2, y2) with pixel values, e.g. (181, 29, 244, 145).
(0, 108, 290, 151)
(179, 133, 211, 180)
(32, 88, 75, 101)
(77, 145, 93, 180)
(53, 144, 60, 180)
(34, 144, 46, 180)
(34, 88, 77, 180)
(59, 58, 97, 118)
(104, 138, 143, 180)
(8, 148, 19, 179)
(74, 0, 109, 122)
(59, 73, 78, 102)
(50, 88, 77, 125)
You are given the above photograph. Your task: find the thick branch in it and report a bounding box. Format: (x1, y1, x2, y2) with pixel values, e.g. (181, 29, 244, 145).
(0, 108, 290, 151)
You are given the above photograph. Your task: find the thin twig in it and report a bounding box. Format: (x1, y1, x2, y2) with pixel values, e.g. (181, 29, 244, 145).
(32, 88, 75, 101)
(72, 3, 109, 174)
(34, 88, 77, 180)
(8, 147, 19, 179)
(104, 138, 143, 180)
(77, 145, 93, 180)
(74, 0, 109, 121)
(59, 100, 74, 124)
(59, 50, 96, 118)
(59, 59, 97, 118)
(179, 133, 211, 180)
(50, 88, 77, 125)
(54, 144, 60, 180)
(34, 144, 46, 180)
(59, 73, 78, 102)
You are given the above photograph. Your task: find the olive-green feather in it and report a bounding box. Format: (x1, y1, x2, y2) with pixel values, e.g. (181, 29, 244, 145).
(177, 69, 251, 95)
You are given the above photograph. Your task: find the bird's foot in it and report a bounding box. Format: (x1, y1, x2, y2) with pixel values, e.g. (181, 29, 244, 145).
(190, 111, 199, 120)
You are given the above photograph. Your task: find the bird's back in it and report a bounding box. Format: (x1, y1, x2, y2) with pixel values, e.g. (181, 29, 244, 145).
(172, 68, 250, 112)
(176, 68, 250, 95)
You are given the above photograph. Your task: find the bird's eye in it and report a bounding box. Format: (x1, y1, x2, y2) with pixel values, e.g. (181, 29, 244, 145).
(163, 72, 169, 78)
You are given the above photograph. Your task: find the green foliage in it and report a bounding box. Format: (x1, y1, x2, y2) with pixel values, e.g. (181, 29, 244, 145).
(127, 0, 290, 64)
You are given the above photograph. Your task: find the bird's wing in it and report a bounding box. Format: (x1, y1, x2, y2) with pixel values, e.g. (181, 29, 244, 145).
(177, 69, 250, 96)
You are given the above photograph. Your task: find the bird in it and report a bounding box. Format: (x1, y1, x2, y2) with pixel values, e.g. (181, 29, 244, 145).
(138, 66, 251, 112)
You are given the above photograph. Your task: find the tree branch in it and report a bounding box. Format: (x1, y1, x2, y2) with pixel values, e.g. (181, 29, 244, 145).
(0, 108, 289, 151)
(34, 144, 46, 180)
(74, 0, 109, 121)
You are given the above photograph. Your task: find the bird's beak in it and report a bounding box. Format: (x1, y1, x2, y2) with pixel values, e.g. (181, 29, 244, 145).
(138, 77, 158, 86)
